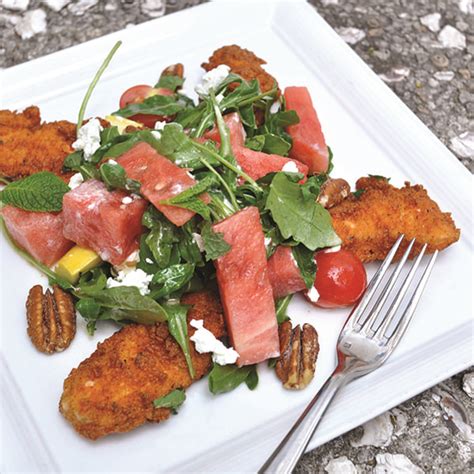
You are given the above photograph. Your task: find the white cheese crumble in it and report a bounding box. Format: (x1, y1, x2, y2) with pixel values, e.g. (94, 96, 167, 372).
(190, 319, 239, 365)
(68, 172, 84, 190)
(192, 233, 205, 252)
(107, 159, 118, 165)
(195, 65, 230, 97)
(121, 196, 133, 205)
(264, 237, 272, 248)
(106, 267, 152, 296)
(306, 286, 320, 303)
(145, 258, 154, 265)
(324, 245, 341, 253)
(72, 118, 103, 161)
(281, 161, 299, 173)
(270, 100, 281, 114)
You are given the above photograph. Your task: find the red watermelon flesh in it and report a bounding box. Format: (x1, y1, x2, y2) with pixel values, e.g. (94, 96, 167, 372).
(1, 205, 73, 266)
(204, 112, 246, 149)
(267, 246, 307, 299)
(284, 86, 329, 174)
(233, 146, 308, 181)
(62, 179, 146, 265)
(213, 206, 280, 366)
(117, 142, 208, 227)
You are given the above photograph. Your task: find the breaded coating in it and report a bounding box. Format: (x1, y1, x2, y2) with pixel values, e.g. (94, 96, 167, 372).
(0, 106, 76, 180)
(59, 291, 225, 440)
(202, 45, 278, 93)
(330, 177, 460, 262)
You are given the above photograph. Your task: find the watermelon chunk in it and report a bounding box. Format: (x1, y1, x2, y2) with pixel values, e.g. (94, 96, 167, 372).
(204, 112, 246, 149)
(62, 179, 146, 265)
(284, 86, 329, 174)
(233, 146, 308, 181)
(1, 205, 73, 266)
(267, 246, 306, 299)
(117, 142, 208, 227)
(213, 207, 280, 366)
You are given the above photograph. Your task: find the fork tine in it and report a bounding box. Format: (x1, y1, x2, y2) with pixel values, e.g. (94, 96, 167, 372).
(352, 234, 405, 328)
(360, 238, 416, 334)
(374, 243, 428, 339)
(386, 250, 438, 345)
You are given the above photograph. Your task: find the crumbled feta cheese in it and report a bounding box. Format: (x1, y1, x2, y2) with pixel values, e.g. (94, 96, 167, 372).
(68, 172, 84, 190)
(192, 233, 205, 252)
(151, 131, 162, 140)
(281, 161, 299, 173)
(145, 258, 154, 265)
(306, 286, 320, 303)
(324, 245, 341, 253)
(270, 100, 281, 114)
(106, 268, 152, 296)
(107, 159, 118, 165)
(121, 196, 133, 205)
(264, 237, 272, 248)
(125, 249, 140, 263)
(195, 65, 230, 97)
(190, 319, 239, 365)
(14, 8, 47, 39)
(72, 118, 103, 160)
(2, 0, 29, 11)
(154, 120, 167, 131)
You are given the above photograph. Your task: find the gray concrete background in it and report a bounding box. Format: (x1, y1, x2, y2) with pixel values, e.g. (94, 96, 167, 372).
(0, 0, 472, 472)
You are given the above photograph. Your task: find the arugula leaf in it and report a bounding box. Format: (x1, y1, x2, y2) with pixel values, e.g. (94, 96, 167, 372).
(145, 219, 179, 268)
(153, 389, 186, 413)
(113, 94, 185, 118)
(150, 264, 195, 299)
(291, 245, 317, 289)
(78, 163, 100, 181)
(368, 174, 391, 182)
(239, 104, 256, 128)
(77, 286, 168, 324)
(301, 174, 328, 201)
(327, 145, 334, 174)
(76, 298, 101, 335)
(208, 364, 258, 394)
(0, 172, 70, 212)
(63, 151, 83, 170)
(99, 162, 126, 188)
(245, 133, 291, 156)
(201, 223, 231, 261)
(77, 267, 107, 294)
(265, 173, 341, 251)
(155, 75, 184, 92)
(165, 304, 195, 378)
(353, 189, 366, 199)
(275, 295, 293, 324)
(266, 110, 300, 130)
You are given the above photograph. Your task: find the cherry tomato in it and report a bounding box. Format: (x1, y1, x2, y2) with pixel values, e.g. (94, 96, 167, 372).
(305, 249, 367, 308)
(119, 85, 174, 128)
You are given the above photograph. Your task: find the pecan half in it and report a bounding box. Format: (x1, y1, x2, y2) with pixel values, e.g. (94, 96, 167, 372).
(26, 285, 76, 354)
(161, 63, 184, 79)
(275, 321, 319, 390)
(317, 178, 350, 209)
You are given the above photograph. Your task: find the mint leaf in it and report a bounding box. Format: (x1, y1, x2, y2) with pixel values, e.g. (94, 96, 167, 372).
(201, 223, 231, 261)
(153, 389, 186, 413)
(265, 173, 341, 251)
(0, 172, 70, 212)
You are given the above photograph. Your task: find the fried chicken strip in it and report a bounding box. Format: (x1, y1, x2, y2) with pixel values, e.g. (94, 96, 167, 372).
(202, 44, 278, 93)
(329, 177, 460, 262)
(0, 106, 76, 180)
(59, 291, 225, 440)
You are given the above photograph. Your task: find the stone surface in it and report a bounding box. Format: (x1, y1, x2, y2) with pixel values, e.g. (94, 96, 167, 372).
(0, 0, 472, 472)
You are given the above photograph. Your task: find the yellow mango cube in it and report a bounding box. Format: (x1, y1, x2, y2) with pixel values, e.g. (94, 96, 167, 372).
(55, 246, 102, 284)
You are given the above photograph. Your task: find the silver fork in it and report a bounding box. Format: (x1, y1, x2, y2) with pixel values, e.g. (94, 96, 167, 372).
(260, 235, 438, 474)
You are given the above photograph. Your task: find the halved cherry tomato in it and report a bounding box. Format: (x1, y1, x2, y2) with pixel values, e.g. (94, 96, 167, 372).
(305, 249, 367, 308)
(119, 85, 173, 128)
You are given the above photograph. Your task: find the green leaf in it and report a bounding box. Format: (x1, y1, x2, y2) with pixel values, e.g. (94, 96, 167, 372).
(245, 135, 265, 152)
(77, 267, 107, 294)
(155, 75, 184, 92)
(76, 298, 101, 323)
(301, 174, 328, 201)
(78, 163, 100, 181)
(353, 189, 366, 199)
(219, 79, 261, 110)
(275, 294, 293, 324)
(201, 223, 231, 261)
(239, 104, 256, 128)
(246, 133, 291, 156)
(265, 173, 341, 251)
(100, 126, 120, 144)
(266, 109, 300, 130)
(77, 286, 168, 324)
(208, 364, 258, 394)
(150, 264, 195, 299)
(145, 220, 179, 268)
(326, 145, 334, 174)
(165, 304, 195, 378)
(113, 94, 185, 118)
(291, 245, 316, 289)
(63, 151, 83, 170)
(99, 162, 127, 189)
(0, 172, 70, 212)
(153, 389, 186, 413)
(368, 174, 391, 182)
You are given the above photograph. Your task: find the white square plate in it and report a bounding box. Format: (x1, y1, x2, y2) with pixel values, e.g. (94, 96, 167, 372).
(1, 1, 472, 472)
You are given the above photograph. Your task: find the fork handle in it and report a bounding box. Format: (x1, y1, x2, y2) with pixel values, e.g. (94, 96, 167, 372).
(259, 372, 349, 474)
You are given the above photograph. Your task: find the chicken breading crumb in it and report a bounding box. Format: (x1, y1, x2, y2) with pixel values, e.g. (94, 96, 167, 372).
(0, 106, 76, 181)
(59, 291, 225, 440)
(201, 45, 279, 94)
(329, 177, 460, 262)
